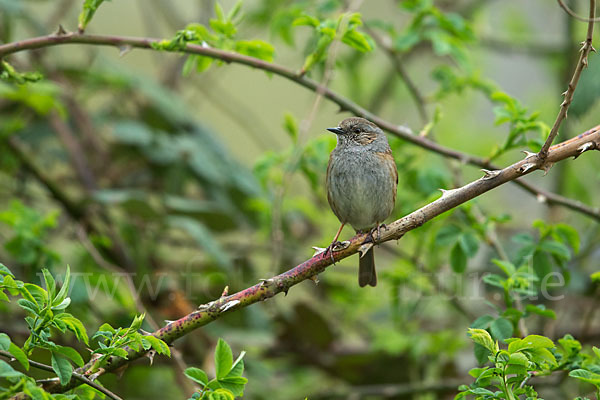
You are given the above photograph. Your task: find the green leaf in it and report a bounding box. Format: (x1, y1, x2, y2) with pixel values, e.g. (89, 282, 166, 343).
(235, 40, 275, 62)
(341, 29, 373, 52)
(143, 336, 171, 357)
(228, 350, 246, 378)
(0, 360, 23, 378)
(207, 388, 235, 400)
(17, 299, 39, 315)
(508, 335, 555, 353)
(78, 0, 109, 31)
(9, 342, 29, 370)
(218, 375, 248, 397)
(525, 304, 556, 319)
(51, 352, 73, 385)
(0, 333, 9, 350)
(459, 232, 479, 258)
(55, 345, 84, 367)
(185, 367, 208, 386)
(593, 346, 600, 360)
(468, 328, 498, 354)
(293, 14, 320, 27)
(0, 263, 14, 277)
(56, 314, 89, 345)
(54, 265, 71, 306)
(215, 338, 233, 379)
(554, 223, 580, 254)
(569, 369, 600, 385)
(508, 352, 529, 366)
(450, 242, 467, 273)
(491, 259, 515, 277)
(283, 112, 298, 142)
(470, 315, 494, 329)
(490, 318, 513, 342)
(42, 269, 56, 301)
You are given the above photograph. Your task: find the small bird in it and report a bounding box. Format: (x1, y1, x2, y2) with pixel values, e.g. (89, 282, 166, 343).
(325, 117, 398, 287)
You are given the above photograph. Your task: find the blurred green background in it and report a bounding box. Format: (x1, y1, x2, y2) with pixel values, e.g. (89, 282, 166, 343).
(1, 0, 600, 399)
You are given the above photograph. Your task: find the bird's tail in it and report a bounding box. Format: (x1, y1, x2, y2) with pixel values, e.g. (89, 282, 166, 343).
(358, 247, 377, 287)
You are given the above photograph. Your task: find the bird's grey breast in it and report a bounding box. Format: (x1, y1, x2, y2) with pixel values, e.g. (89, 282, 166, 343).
(327, 146, 395, 231)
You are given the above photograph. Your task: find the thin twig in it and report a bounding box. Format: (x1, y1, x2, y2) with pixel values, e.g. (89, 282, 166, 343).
(0, 350, 123, 400)
(40, 125, 600, 395)
(557, 0, 600, 22)
(539, 0, 596, 158)
(1, 31, 596, 221)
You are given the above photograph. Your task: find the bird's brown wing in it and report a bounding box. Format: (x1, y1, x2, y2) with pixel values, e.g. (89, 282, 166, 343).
(379, 149, 398, 205)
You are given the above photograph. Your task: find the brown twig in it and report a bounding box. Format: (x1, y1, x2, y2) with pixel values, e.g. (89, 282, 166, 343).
(39, 125, 600, 395)
(539, 0, 596, 158)
(1, 31, 596, 221)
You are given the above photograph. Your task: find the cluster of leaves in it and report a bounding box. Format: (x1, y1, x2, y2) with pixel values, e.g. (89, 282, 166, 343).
(460, 329, 600, 399)
(383, 0, 474, 66)
(0, 263, 169, 397)
(0, 61, 43, 84)
(184, 339, 248, 400)
(432, 66, 549, 158)
(91, 314, 170, 374)
(152, 1, 275, 74)
(292, 11, 374, 73)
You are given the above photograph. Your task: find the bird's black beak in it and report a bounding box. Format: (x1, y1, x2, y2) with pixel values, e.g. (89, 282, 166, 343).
(327, 127, 344, 135)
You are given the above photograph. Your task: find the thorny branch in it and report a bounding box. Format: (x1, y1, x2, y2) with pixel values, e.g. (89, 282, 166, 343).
(0, 30, 599, 220)
(38, 126, 600, 394)
(539, 0, 596, 158)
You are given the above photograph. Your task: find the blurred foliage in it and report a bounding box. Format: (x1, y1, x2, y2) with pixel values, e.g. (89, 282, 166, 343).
(0, 0, 600, 399)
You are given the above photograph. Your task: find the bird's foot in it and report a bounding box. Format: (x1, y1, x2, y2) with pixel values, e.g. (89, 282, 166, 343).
(313, 240, 351, 263)
(368, 223, 387, 245)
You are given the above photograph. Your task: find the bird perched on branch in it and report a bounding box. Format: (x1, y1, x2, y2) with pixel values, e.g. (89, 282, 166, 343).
(325, 117, 398, 287)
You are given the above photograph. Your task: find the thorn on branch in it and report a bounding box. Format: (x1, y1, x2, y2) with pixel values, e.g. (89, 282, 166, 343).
(480, 169, 501, 180)
(221, 286, 229, 297)
(219, 299, 240, 312)
(259, 278, 275, 287)
(55, 25, 68, 36)
(574, 141, 596, 159)
(358, 242, 373, 258)
(521, 150, 537, 159)
(541, 162, 554, 175)
(119, 45, 132, 57)
(309, 275, 319, 284)
(536, 194, 547, 203)
(519, 163, 536, 173)
(439, 188, 458, 197)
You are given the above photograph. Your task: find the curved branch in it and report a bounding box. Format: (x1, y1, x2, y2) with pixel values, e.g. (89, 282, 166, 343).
(557, 0, 600, 22)
(40, 126, 600, 394)
(0, 31, 598, 220)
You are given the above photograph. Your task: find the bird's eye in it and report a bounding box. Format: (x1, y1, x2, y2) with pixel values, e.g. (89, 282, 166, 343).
(353, 127, 361, 134)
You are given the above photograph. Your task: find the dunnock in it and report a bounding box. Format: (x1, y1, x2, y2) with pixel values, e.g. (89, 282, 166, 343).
(325, 117, 398, 287)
